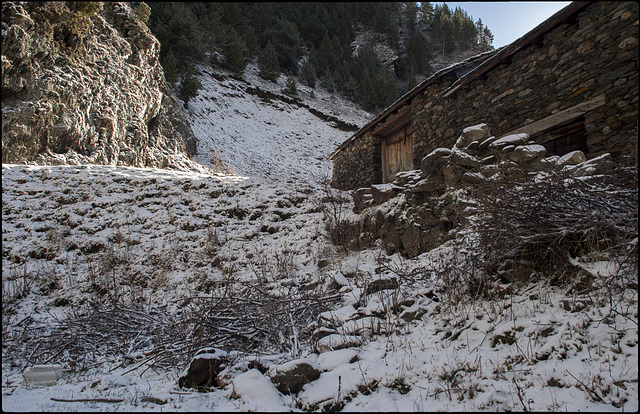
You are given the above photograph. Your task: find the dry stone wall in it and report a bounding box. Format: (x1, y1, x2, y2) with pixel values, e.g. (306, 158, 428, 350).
(332, 1, 638, 191)
(331, 132, 382, 190)
(345, 123, 615, 258)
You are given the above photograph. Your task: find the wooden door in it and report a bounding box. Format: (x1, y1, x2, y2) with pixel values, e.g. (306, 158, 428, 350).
(382, 127, 413, 183)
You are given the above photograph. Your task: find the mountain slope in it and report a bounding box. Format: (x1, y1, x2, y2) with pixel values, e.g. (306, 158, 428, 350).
(186, 61, 372, 184)
(2, 59, 637, 413)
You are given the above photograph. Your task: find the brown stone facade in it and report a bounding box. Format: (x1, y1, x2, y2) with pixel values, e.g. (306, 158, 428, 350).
(331, 1, 638, 190)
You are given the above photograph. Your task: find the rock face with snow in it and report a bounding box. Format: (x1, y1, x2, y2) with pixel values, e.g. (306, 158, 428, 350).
(1, 2, 197, 169)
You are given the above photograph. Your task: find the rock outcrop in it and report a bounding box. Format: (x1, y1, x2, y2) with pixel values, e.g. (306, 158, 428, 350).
(2, 2, 199, 170)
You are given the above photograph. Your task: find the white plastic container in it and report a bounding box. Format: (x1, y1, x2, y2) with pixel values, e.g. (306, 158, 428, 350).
(23, 364, 63, 385)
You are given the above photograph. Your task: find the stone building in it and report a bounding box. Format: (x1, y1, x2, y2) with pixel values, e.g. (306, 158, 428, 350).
(330, 1, 638, 190)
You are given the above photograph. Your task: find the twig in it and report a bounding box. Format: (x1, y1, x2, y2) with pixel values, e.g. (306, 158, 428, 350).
(565, 369, 605, 403)
(51, 397, 124, 403)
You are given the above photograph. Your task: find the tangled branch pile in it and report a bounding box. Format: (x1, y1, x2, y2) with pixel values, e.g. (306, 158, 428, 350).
(468, 156, 638, 286)
(3, 280, 337, 373)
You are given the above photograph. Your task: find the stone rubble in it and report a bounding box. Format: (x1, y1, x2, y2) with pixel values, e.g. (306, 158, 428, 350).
(347, 123, 613, 258)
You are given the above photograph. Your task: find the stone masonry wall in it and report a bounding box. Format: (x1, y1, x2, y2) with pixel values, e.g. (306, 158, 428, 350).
(332, 1, 638, 191)
(331, 132, 381, 190)
(411, 1, 638, 167)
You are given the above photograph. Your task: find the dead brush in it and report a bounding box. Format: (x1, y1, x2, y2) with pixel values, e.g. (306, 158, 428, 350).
(315, 168, 353, 251)
(467, 156, 637, 291)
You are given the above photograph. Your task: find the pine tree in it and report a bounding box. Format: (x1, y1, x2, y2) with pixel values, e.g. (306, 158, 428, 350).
(483, 27, 494, 46)
(178, 67, 202, 108)
(407, 30, 431, 75)
(282, 72, 298, 96)
(222, 28, 249, 74)
(259, 41, 280, 82)
(301, 61, 317, 88)
(163, 48, 179, 88)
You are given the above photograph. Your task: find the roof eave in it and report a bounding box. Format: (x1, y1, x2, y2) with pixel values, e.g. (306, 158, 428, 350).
(442, 1, 591, 98)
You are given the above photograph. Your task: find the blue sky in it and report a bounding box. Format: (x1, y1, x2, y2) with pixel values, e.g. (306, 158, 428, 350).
(435, 2, 572, 48)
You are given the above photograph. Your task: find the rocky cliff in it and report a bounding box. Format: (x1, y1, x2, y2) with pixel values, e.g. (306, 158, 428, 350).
(1, 1, 200, 170)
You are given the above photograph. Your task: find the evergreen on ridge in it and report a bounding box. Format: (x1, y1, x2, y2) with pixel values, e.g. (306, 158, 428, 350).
(147, 2, 494, 112)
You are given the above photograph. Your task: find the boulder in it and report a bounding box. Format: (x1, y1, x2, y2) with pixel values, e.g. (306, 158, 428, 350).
(353, 187, 373, 213)
(370, 183, 403, 205)
(365, 277, 399, 294)
(318, 305, 357, 328)
(316, 349, 358, 371)
(442, 162, 466, 188)
(232, 369, 288, 411)
(450, 149, 481, 168)
(178, 348, 228, 390)
(316, 334, 362, 352)
(269, 359, 321, 395)
(454, 123, 491, 149)
(508, 144, 547, 163)
(421, 148, 452, 176)
(556, 150, 587, 167)
(477, 135, 498, 150)
(569, 153, 612, 177)
(489, 133, 529, 150)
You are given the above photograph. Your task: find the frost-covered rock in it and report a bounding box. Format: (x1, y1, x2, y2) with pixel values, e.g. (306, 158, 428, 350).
(316, 334, 363, 352)
(269, 358, 321, 395)
(450, 149, 482, 168)
(232, 369, 289, 411)
(508, 144, 547, 162)
(454, 123, 491, 149)
(318, 305, 357, 328)
(421, 148, 452, 176)
(489, 133, 529, 149)
(316, 349, 358, 371)
(569, 153, 613, 177)
(178, 348, 228, 390)
(557, 150, 588, 167)
(1, 2, 198, 170)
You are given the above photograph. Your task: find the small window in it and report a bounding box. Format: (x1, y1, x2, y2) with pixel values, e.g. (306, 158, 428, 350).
(532, 117, 588, 156)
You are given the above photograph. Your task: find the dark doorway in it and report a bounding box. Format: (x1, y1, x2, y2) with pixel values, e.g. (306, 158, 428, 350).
(532, 117, 588, 156)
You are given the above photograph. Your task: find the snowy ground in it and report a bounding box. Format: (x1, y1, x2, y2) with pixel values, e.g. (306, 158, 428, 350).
(186, 61, 371, 184)
(2, 62, 637, 412)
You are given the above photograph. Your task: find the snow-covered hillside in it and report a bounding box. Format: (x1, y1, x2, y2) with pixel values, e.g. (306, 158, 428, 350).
(187, 62, 372, 184)
(2, 62, 637, 412)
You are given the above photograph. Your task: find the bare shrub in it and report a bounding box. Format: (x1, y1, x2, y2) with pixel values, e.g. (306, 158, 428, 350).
(167, 280, 338, 362)
(315, 168, 352, 250)
(467, 157, 637, 287)
(3, 277, 338, 373)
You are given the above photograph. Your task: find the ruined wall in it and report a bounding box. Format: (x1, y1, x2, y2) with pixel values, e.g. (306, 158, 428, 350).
(412, 1, 638, 166)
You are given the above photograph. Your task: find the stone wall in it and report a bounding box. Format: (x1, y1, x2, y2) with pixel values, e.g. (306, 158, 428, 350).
(412, 1, 638, 167)
(346, 123, 618, 258)
(331, 132, 382, 190)
(332, 1, 638, 190)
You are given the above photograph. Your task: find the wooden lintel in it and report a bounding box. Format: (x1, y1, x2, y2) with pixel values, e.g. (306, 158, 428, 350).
(372, 106, 412, 137)
(500, 94, 606, 139)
